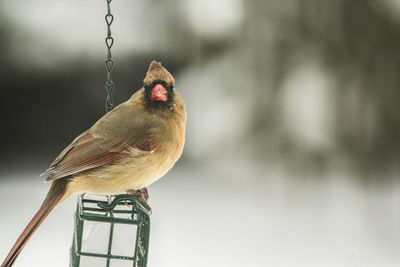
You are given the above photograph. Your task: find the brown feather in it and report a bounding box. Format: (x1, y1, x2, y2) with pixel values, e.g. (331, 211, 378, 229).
(42, 93, 164, 181)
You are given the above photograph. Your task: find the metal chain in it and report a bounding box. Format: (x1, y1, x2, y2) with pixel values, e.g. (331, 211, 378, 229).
(105, 0, 115, 112)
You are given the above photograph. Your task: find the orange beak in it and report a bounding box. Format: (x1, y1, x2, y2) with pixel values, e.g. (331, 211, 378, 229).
(150, 84, 168, 102)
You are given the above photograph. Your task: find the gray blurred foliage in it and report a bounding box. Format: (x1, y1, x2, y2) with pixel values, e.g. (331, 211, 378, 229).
(0, 0, 399, 180)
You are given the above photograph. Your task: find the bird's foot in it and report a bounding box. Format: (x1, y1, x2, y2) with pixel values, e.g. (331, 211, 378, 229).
(141, 187, 149, 201)
(127, 188, 152, 214)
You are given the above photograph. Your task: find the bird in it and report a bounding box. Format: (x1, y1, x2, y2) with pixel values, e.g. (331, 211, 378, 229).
(1, 61, 186, 267)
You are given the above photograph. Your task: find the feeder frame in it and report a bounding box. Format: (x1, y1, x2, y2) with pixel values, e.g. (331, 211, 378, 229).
(70, 194, 151, 267)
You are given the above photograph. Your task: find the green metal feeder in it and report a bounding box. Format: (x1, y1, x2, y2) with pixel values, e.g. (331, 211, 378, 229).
(70, 2, 151, 266)
(70, 194, 150, 267)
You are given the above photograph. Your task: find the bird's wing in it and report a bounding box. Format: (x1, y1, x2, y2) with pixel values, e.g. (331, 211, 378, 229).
(41, 129, 159, 181)
(42, 129, 159, 181)
(41, 100, 164, 181)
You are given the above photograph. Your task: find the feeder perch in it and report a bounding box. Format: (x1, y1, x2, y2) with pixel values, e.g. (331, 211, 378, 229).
(70, 194, 150, 267)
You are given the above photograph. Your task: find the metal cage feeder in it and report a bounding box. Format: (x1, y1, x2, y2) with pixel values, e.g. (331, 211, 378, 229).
(70, 194, 150, 267)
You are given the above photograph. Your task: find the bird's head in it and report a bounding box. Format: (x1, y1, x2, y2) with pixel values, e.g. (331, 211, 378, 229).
(143, 61, 175, 110)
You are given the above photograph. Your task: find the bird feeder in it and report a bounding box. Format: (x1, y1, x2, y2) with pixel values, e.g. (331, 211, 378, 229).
(70, 194, 150, 267)
(70, 1, 151, 266)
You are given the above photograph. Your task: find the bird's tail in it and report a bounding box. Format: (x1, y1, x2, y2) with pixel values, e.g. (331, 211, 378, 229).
(1, 179, 68, 267)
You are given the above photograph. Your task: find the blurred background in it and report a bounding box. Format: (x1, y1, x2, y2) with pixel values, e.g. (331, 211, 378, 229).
(0, 0, 399, 266)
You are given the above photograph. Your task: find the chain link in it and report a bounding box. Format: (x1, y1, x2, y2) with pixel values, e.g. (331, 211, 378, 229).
(105, 0, 115, 112)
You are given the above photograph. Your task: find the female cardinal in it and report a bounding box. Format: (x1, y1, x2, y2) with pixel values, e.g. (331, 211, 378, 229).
(1, 61, 186, 267)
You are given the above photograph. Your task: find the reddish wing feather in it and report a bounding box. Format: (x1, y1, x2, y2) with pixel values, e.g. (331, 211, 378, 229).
(43, 132, 123, 181)
(133, 134, 160, 152)
(45, 130, 90, 170)
(42, 131, 159, 181)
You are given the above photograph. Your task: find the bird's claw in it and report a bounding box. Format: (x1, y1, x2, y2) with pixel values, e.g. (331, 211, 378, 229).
(127, 188, 152, 214)
(141, 187, 149, 201)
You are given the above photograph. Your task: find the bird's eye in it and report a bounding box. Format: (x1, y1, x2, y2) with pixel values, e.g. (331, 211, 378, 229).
(145, 81, 174, 92)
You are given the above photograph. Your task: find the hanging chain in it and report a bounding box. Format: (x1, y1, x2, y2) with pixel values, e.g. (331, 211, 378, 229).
(104, 0, 115, 112)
